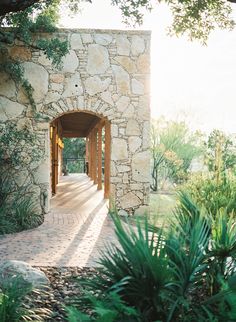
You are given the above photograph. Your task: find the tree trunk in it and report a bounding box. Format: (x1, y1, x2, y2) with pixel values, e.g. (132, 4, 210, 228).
(151, 165, 158, 192)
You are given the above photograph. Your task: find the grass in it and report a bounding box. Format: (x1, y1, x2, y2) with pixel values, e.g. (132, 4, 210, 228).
(149, 192, 177, 226)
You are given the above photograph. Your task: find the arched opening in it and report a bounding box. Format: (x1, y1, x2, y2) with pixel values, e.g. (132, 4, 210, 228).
(49, 111, 111, 207)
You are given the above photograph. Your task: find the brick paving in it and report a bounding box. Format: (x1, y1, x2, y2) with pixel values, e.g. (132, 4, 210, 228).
(0, 174, 117, 267)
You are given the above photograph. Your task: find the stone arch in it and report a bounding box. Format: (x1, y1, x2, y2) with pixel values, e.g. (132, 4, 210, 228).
(35, 88, 150, 215)
(47, 107, 111, 201)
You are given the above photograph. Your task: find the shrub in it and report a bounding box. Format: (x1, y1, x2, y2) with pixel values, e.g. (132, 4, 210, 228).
(0, 276, 32, 322)
(0, 122, 44, 234)
(182, 173, 236, 216)
(68, 196, 236, 322)
(14, 197, 43, 230)
(0, 195, 43, 235)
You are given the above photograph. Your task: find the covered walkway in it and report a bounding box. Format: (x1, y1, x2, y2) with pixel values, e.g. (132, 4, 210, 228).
(0, 174, 116, 267)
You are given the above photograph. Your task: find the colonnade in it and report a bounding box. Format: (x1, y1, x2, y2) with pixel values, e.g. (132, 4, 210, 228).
(86, 119, 111, 199)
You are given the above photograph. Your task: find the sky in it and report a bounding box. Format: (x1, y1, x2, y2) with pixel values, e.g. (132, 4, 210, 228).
(60, 0, 236, 134)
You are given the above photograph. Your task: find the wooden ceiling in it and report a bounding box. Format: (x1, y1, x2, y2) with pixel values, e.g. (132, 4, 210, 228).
(59, 112, 101, 138)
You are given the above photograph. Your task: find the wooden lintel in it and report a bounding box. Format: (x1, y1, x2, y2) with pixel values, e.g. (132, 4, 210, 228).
(62, 130, 86, 138)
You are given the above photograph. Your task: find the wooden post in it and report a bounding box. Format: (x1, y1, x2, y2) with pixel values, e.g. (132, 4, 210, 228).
(85, 137, 89, 175)
(94, 128, 98, 184)
(55, 125, 59, 186)
(90, 129, 97, 183)
(88, 133, 92, 178)
(97, 124, 102, 190)
(104, 120, 111, 199)
(51, 125, 57, 195)
(90, 130, 95, 181)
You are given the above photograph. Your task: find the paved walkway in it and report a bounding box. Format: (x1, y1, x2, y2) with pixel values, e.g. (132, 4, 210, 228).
(0, 174, 117, 267)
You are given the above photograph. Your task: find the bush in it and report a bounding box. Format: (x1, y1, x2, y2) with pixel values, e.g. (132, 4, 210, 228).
(14, 197, 43, 230)
(0, 275, 50, 322)
(0, 276, 32, 322)
(0, 195, 43, 235)
(0, 122, 44, 234)
(67, 197, 236, 321)
(182, 173, 236, 216)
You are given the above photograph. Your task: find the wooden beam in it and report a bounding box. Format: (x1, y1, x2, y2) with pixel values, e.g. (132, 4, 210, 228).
(86, 117, 104, 136)
(104, 120, 111, 199)
(62, 130, 86, 138)
(86, 117, 101, 135)
(97, 125, 102, 190)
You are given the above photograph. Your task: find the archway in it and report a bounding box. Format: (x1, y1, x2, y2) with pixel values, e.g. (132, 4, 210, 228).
(49, 111, 111, 206)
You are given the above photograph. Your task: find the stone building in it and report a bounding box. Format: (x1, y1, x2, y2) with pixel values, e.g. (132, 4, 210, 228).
(0, 28, 151, 217)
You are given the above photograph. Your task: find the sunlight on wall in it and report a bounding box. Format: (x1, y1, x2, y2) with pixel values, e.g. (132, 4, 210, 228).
(60, 0, 236, 134)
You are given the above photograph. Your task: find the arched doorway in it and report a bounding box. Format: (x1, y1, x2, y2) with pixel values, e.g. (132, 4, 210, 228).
(49, 111, 111, 205)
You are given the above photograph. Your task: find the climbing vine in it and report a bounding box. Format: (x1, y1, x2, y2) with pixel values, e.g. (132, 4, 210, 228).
(0, 2, 69, 114)
(0, 122, 44, 233)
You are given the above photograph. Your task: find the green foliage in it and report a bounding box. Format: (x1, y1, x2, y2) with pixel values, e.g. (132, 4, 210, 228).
(112, 0, 235, 43)
(63, 138, 86, 173)
(1, 0, 235, 45)
(0, 203, 18, 235)
(0, 122, 44, 234)
(37, 38, 68, 68)
(68, 196, 236, 321)
(209, 211, 236, 294)
(14, 197, 43, 230)
(0, 276, 32, 322)
(0, 122, 42, 169)
(67, 290, 140, 322)
(205, 129, 236, 176)
(0, 189, 43, 235)
(151, 118, 203, 191)
(0, 1, 69, 112)
(65, 160, 85, 174)
(183, 173, 236, 217)
(63, 138, 86, 159)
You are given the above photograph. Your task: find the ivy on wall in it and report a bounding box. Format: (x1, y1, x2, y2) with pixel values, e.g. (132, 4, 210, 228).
(0, 2, 69, 113)
(0, 122, 45, 233)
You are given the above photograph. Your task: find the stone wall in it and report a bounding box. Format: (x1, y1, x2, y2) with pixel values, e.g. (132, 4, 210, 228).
(0, 28, 151, 216)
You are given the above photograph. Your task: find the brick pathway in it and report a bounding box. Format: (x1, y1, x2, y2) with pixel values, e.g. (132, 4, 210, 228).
(0, 174, 117, 267)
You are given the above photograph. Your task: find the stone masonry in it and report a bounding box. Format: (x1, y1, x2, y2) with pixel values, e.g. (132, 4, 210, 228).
(0, 29, 151, 216)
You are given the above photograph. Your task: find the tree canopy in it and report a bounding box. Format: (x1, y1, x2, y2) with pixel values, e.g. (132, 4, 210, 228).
(150, 118, 203, 191)
(205, 129, 236, 177)
(1, 0, 235, 43)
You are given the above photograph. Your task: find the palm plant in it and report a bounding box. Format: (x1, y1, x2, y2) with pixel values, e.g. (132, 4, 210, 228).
(0, 276, 32, 322)
(207, 211, 236, 295)
(68, 194, 236, 322)
(14, 197, 43, 230)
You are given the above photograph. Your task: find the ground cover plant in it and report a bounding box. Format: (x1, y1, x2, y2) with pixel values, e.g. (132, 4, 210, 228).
(0, 122, 43, 234)
(0, 276, 33, 322)
(67, 194, 236, 322)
